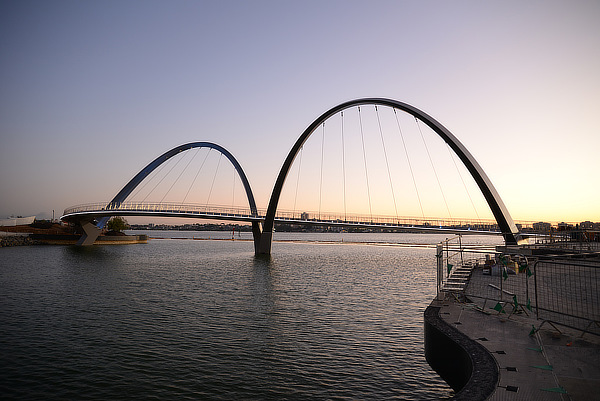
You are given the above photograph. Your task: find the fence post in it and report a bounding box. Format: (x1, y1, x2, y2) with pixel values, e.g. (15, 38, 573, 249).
(459, 234, 464, 266)
(533, 260, 540, 320)
(436, 243, 443, 298)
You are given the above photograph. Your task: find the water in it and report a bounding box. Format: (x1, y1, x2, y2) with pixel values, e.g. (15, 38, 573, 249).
(1, 232, 500, 399)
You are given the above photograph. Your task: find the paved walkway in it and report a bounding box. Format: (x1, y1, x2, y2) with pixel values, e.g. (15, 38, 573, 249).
(434, 297, 600, 400)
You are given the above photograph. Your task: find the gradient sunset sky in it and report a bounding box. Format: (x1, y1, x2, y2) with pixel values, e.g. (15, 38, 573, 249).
(1, 1, 598, 223)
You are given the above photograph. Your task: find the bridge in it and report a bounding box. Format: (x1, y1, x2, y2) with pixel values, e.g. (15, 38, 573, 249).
(62, 201, 503, 233)
(61, 98, 523, 254)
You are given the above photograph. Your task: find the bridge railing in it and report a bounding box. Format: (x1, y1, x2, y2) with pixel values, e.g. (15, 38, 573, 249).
(63, 202, 504, 230)
(63, 202, 258, 218)
(272, 208, 500, 230)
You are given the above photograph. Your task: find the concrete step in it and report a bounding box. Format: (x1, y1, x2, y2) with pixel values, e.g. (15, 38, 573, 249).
(450, 272, 471, 277)
(442, 285, 466, 292)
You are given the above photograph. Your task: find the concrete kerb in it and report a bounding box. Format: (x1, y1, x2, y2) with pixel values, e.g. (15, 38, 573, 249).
(424, 301, 499, 400)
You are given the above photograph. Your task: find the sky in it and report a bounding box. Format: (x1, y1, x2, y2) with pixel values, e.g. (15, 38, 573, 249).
(1, 0, 599, 224)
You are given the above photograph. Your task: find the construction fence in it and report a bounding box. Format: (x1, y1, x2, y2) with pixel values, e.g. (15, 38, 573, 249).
(437, 236, 600, 336)
(533, 259, 599, 336)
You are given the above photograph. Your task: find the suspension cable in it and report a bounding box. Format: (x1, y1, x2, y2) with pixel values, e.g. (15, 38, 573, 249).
(182, 148, 212, 204)
(394, 108, 424, 219)
(375, 105, 399, 221)
(416, 117, 452, 218)
(205, 152, 223, 207)
(358, 106, 373, 220)
(141, 150, 187, 202)
(129, 158, 169, 201)
(446, 143, 481, 219)
(231, 163, 236, 209)
(292, 146, 303, 216)
(159, 146, 200, 204)
(318, 122, 325, 219)
(340, 111, 347, 221)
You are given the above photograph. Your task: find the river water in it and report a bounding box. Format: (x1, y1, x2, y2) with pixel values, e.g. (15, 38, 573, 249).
(0, 232, 502, 400)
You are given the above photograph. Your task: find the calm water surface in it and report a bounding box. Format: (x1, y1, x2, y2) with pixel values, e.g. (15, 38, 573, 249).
(1, 232, 500, 399)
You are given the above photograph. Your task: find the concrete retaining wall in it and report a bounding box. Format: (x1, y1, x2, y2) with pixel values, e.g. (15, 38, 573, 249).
(424, 304, 498, 400)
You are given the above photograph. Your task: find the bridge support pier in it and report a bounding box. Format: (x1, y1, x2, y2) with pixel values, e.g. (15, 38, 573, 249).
(256, 230, 273, 255)
(251, 221, 265, 255)
(77, 220, 102, 246)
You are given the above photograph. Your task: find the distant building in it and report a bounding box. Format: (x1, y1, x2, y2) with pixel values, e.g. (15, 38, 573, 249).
(532, 221, 551, 232)
(580, 221, 600, 230)
(301, 212, 310, 220)
(0, 216, 36, 227)
(557, 222, 574, 231)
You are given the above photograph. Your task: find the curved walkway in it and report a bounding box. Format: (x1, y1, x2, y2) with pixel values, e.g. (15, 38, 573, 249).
(426, 298, 600, 400)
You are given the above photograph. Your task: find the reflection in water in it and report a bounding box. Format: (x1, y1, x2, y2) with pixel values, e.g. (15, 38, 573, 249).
(250, 255, 276, 315)
(0, 234, 464, 399)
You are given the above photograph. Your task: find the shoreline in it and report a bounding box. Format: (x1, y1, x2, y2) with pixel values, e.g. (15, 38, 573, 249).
(0, 233, 41, 247)
(0, 233, 148, 247)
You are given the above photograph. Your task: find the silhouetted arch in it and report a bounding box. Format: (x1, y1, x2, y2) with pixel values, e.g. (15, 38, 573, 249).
(96, 142, 259, 231)
(258, 98, 520, 254)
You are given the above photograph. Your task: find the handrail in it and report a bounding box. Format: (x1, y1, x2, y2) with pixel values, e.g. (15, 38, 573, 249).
(62, 201, 505, 231)
(63, 202, 257, 218)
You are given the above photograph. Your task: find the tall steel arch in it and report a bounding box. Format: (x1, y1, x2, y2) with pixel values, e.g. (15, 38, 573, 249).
(81, 142, 262, 250)
(257, 98, 521, 254)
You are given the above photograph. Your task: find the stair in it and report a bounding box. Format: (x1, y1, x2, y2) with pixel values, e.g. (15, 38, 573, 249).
(442, 264, 474, 293)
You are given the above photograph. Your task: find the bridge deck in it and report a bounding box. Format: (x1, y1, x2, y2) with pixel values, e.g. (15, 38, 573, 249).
(61, 202, 503, 235)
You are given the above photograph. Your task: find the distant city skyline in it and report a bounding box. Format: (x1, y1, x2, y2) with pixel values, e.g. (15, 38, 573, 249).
(1, 1, 599, 223)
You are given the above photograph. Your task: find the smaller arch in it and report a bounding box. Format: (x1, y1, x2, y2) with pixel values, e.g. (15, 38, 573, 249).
(85, 142, 262, 250)
(96, 142, 257, 226)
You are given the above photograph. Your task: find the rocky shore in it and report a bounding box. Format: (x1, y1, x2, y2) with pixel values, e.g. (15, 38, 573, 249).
(0, 234, 40, 247)
(1, 229, 150, 246)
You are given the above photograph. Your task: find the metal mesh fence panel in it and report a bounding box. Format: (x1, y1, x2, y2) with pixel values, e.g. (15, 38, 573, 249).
(534, 259, 600, 335)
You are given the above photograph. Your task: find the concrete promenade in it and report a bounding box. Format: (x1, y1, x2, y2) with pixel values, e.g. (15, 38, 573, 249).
(426, 255, 600, 400)
(431, 298, 600, 400)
